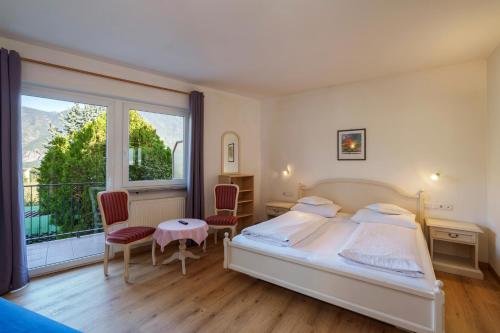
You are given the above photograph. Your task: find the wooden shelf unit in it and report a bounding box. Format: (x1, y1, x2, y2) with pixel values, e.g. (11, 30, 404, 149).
(219, 174, 254, 227)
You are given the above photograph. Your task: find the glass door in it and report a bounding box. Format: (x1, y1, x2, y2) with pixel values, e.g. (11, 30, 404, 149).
(21, 93, 108, 274)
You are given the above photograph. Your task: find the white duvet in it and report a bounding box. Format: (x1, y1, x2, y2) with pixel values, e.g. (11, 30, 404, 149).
(242, 210, 326, 247)
(338, 223, 425, 277)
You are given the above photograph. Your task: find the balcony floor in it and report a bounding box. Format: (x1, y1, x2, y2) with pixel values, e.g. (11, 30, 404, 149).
(27, 233, 104, 269)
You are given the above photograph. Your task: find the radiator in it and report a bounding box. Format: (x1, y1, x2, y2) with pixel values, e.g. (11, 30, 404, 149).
(129, 196, 185, 227)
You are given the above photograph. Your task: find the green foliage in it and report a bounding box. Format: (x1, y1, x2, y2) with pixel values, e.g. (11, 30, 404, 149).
(37, 106, 172, 235)
(128, 110, 172, 181)
(63, 103, 106, 135)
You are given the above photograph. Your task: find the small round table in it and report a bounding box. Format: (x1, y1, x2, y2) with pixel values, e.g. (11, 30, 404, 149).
(153, 219, 208, 275)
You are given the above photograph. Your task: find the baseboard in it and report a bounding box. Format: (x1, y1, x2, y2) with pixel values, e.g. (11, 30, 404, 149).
(479, 262, 500, 283)
(487, 263, 500, 283)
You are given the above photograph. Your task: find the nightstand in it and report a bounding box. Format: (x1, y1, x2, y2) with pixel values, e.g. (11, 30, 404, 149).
(426, 218, 483, 279)
(266, 201, 295, 218)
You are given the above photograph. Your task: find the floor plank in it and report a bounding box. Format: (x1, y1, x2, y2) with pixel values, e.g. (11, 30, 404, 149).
(4, 242, 500, 333)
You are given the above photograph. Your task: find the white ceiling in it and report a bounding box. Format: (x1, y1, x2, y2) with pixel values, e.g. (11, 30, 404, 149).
(1, 0, 500, 97)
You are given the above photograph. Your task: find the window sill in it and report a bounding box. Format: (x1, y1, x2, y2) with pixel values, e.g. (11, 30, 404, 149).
(124, 185, 187, 194)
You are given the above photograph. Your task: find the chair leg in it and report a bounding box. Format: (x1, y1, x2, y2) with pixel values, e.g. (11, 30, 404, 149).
(203, 238, 207, 252)
(124, 245, 130, 282)
(231, 226, 236, 239)
(152, 241, 157, 266)
(214, 230, 218, 244)
(104, 244, 110, 276)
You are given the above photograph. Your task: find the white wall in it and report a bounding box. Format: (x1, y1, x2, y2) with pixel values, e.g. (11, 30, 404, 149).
(487, 45, 500, 274)
(261, 61, 489, 261)
(0, 36, 262, 218)
(204, 91, 262, 217)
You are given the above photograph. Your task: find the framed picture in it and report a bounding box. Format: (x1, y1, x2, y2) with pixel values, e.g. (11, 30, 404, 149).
(227, 143, 235, 162)
(337, 128, 366, 160)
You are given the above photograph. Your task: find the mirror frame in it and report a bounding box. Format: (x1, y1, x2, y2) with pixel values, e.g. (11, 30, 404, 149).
(221, 131, 241, 175)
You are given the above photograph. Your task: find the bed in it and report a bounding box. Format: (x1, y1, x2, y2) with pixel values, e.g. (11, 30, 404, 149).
(223, 178, 444, 333)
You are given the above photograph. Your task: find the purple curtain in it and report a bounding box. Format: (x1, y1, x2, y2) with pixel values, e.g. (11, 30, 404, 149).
(0, 48, 29, 294)
(186, 91, 204, 219)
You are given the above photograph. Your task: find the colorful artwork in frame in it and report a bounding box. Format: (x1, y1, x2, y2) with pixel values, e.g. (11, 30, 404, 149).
(228, 143, 235, 162)
(337, 129, 366, 160)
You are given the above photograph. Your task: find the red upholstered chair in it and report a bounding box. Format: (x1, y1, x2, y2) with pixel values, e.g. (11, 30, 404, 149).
(97, 189, 156, 282)
(203, 184, 239, 252)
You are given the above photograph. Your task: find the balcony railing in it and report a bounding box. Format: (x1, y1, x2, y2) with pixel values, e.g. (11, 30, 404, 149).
(24, 182, 106, 244)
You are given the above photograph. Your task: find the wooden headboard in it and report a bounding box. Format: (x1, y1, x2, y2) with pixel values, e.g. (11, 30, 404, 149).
(298, 178, 425, 227)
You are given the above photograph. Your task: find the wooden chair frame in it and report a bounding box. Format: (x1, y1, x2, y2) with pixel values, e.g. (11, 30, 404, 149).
(203, 184, 240, 251)
(97, 189, 156, 282)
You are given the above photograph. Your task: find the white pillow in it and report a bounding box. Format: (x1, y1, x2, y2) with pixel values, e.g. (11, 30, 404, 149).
(351, 208, 417, 229)
(366, 203, 412, 215)
(298, 196, 333, 206)
(291, 203, 341, 218)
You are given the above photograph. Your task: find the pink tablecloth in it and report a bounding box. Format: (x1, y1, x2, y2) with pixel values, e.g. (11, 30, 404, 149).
(153, 219, 208, 251)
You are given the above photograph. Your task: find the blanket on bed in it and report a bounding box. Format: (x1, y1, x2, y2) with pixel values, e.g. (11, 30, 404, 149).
(0, 297, 80, 332)
(338, 223, 425, 277)
(242, 210, 326, 247)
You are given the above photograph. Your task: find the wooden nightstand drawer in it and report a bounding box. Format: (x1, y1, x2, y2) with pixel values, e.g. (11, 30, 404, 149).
(266, 206, 289, 216)
(431, 228, 476, 245)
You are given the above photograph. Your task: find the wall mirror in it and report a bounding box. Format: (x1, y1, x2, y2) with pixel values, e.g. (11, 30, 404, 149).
(221, 131, 240, 174)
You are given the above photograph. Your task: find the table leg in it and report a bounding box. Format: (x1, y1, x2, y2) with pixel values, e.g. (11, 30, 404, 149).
(161, 239, 201, 275)
(152, 241, 157, 266)
(179, 239, 186, 275)
(163, 251, 180, 265)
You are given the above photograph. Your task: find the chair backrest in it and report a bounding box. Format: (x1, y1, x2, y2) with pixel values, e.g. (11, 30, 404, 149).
(97, 190, 129, 233)
(214, 184, 239, 216)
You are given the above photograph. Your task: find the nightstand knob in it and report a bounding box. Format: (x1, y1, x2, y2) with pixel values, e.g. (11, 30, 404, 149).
(448, 233, 459, 238)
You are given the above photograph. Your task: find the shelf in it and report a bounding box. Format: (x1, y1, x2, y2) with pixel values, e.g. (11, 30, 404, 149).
(433, 252, 483, 279)
(237, 213, 253, 219)
(219, 174, 254, 178)
(434, 252, 473, 268)
(219, 174, 254, 227)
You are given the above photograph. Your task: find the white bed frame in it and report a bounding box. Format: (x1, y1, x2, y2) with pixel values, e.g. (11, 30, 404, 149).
(223, 178, 445, 333)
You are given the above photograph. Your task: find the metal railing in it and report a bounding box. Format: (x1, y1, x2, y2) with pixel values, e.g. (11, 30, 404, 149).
(24, 182, 106, 244)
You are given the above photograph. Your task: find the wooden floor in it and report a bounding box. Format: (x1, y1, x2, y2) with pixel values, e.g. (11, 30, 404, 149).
(4, 242, 500, 333)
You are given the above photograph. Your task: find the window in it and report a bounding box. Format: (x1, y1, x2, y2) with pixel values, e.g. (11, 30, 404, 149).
(19, 85, 190, 275)
(123, 102, 188, 188)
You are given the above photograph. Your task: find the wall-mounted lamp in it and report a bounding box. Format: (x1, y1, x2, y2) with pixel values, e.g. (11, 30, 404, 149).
(430, 172, 440, 181)
(282, 165, 291, 176)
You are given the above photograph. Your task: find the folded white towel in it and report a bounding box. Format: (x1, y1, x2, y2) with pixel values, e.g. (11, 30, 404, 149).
(242, 211, 326, 247)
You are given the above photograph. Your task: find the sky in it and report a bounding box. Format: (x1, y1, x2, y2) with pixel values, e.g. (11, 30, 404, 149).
(21, 95, 182, 149)
(21, 95, 75, 112)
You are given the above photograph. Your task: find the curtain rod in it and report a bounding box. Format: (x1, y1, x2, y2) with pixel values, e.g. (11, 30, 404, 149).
(20, 57, 190, 96)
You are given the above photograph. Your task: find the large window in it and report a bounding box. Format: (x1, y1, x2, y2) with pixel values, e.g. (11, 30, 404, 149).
(20, 86, 190, 274)
(123, 103, 188, 187)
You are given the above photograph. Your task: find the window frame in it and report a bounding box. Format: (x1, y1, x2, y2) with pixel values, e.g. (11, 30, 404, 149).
(122, 101, 189, 189)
